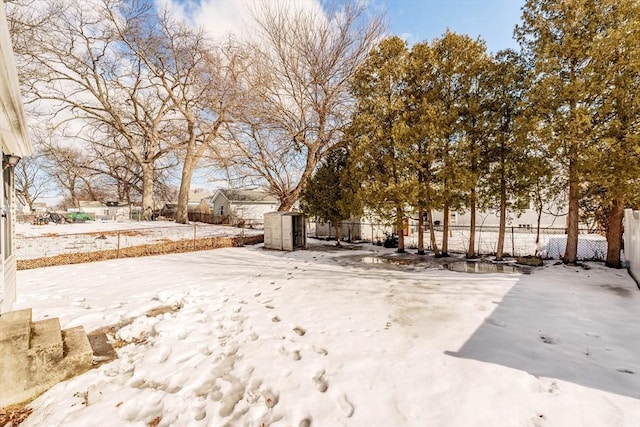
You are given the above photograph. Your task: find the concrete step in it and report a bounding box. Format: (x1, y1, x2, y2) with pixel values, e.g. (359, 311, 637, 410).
(28, 318, 63, 368)
(1, 312, 96, 408)
(0, 308, 32, 351)
(60, 326, 93, 370)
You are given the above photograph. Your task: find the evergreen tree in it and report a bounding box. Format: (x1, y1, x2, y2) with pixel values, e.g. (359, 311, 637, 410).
(300, 149, 361, 246)
(430, 31, 485, 256)
(516, 0, 602, 264)
(456, 38, 491, 259)
(584, 0, 640, 267)
(405, 41, 442, 256)
(480, 49, 533, 260)
(349, 36, 413, 253)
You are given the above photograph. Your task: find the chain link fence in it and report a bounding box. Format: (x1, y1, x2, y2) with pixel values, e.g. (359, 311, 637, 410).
(308, 221, 608, 260)
(16, 224, 264, 270)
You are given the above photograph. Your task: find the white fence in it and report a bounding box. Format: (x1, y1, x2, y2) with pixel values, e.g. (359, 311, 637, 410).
(624, 209, 640, 284)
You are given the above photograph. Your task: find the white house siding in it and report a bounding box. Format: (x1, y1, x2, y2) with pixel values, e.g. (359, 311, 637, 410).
(430, 209, 566, 230)
(198, 190, 279, 225)
(0, 4, 33, 312)
(230, 202, 278, 224)
(624, 209, 640, 285)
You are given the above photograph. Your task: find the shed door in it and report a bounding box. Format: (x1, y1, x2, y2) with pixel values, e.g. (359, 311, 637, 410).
(282, 215, 293, 251)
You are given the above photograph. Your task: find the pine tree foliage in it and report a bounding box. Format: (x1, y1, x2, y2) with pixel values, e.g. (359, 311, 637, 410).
(300, 148, 361, 246)
(517, 0, 640, 266)
(480, 49, 535, 260)
(348, 36, 414, 252)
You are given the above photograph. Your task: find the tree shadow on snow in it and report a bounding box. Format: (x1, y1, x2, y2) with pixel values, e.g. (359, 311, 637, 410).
(445, 269, 640, 399)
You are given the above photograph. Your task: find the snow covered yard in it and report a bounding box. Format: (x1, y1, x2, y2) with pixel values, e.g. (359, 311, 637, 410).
(12, 241, 640, 426)
(15, 221, 261, 261)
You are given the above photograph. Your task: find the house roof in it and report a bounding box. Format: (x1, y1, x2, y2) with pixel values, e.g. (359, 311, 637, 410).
(79, 201, 107, 208)
(189, 190, 212, 201)
(0, 6, 31, 157)
(217, 189, 278, 204)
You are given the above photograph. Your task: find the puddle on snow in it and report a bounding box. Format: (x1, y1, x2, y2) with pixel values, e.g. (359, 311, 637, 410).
(359, 256, 529, 274)
(361, 256, 414, 266)
(444, 261, 526, 274)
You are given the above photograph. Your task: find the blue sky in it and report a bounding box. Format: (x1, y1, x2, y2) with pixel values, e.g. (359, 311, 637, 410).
(165, 1, 526, 52)
(382, 0, 525, 52)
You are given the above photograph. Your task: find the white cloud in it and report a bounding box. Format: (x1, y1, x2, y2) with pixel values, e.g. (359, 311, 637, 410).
(159, 0, 325, 41)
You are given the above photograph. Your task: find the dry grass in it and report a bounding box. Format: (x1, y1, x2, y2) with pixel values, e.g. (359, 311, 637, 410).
(0, 403, 33, 426)
(17, 234, 264, 270)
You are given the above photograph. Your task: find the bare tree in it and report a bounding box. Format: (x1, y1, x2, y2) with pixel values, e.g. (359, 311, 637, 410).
(14, 153, 51, 212)
(226, 1, 385, 210)
(11, 0, 179, 219)
(40, 143, 89, 209)
(120, 13, 242, 223)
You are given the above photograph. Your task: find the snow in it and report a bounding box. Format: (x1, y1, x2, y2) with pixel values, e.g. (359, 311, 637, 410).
(15, 221, 261, 260)
(13, 238, 640, 426)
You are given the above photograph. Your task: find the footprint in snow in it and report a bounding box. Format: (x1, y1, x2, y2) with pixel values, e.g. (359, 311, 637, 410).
(335, 392, 354, 417)
(261, 389, 279, 409)
(312, 346, 328, 356)
(487, 318, 507, 328)
(279, 346, 302, 361)
(313, 370, 328, 392)
(538, 334, 558, 344)
(293, 326, 306, 336)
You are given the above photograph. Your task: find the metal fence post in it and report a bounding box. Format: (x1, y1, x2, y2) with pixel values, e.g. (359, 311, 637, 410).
(117, 231, 120, 258)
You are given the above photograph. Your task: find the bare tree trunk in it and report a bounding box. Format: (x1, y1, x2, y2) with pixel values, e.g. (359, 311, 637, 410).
(141, 162, 154, 221)
(605, 198, 624, 268)
(496, 175, 507, 260)
(467, 188, 477, 258)
(427, 208, 441, 257)
(535, 192, 543, 253)
(442, 203, 450, 256)
(396, 205, 405, 253)
(175, 154, 199, 224)
(277, 193, 298, 212)
(564, 153, 579, 264)
(70, 185, 79, 208)
(332, 220, 342, 247)
(417, 209, 425, 255)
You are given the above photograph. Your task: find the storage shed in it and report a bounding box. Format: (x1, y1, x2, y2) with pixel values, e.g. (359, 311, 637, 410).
(264, 212, 306, 251)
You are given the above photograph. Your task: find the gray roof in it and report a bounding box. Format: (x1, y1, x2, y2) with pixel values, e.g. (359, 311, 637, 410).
(218, 189, 278, 203)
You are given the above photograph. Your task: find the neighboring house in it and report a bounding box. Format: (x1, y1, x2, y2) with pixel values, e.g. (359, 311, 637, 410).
(311, 202, 568, 243)
(30, 201, 47, 214)
(0, 5, 33, 312)
(105, 201, 130, 221)
(198, 189, 279, 225)
(67, 201, 130, 220)
(433, 204, 566, 230)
